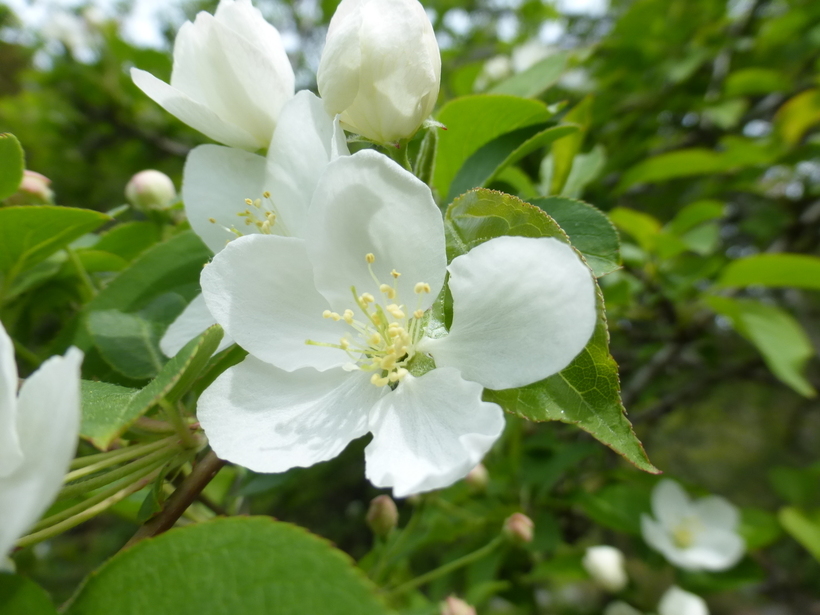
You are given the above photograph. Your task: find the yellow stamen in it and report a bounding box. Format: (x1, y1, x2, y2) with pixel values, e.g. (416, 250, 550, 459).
(414, 282, 431, 294)
(365, 253, 375, 264)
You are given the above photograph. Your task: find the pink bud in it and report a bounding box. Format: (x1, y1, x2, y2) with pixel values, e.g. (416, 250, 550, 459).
(125, 169, 176, 211)
(503, 513, 534, 544)
(6, 170, 54, 205)
(366, 495, 398, 537)
(464, 464, 489, 491)
(441, 596, 476, 615)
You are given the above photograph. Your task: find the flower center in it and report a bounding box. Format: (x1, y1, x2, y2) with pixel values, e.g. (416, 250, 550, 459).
(671, 516, 702, 549)
(208, 191, 284, 241)
(307, 253, 431, 388)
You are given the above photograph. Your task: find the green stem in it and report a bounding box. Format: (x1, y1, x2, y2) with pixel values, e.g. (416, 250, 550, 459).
(382, 142, 412, 171)
(383, 535, 504, 598)
(158, 398, 198, 449)
(371, 498, 426, 583)
(12, 340, 41, 369)
(68, 436, 177, 474)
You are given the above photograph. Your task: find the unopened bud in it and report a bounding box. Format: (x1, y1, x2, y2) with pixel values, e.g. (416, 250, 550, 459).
(366, 495, 398, 537)
(6, 170, 54, 205)
(441, 596, 476, 615)
(583, 545, 628, 592)
(503, 512, 534, 544)
(464, 463, 489, 491)
(125, 169, 176, 211)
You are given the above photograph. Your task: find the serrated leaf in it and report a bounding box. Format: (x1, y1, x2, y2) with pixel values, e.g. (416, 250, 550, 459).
(64, 517, 390, 615)
(531, 197, 620, 277)
(444, 189, 657, 473)
(489, 51, 568, 98)
(717, 253, 820, 290)
(80, 325, 223, 449)
(0, 575, 57, 615)
(0, 133, 25, 201)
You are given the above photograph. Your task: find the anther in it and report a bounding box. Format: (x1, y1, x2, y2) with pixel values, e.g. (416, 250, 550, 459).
(361, 293, 375, 304)
(391, 269, 401, 278)
(343, 309, 354, 324)
(414, 282, 431, 294)
(244, 198, 253, 205)
(379, 284, 396, 299)
(208, 217, 216, 223)
(370, 373, 390, 387)
(414, 309, 424, 319)
(386, 304, 405, 319)
(365, 253, 375, 264)
(262, 190, 271, 198)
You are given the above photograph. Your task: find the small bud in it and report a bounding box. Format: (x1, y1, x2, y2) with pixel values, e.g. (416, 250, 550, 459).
(503, 512, 534, 544)
(440, 596, 476, 615)
(6, 170, 54, 205)
(464, 463, 489, 491)
(125, 169, 176, 212)
(582, 545, 628, 593)
(366, 495, 398, 537)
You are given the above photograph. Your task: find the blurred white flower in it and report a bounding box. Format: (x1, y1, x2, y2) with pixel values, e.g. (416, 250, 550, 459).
(131, 0, 294, 151)
(641, 479, 745, 571)
(658, 586, 709, 615)
(0, 321, 82, 557)
(583, 545, 628, 592)
(604, 601, 644, 615)
(441, 596, 476, 615)
(197, 151, 596, 497)
(317, 0, 440, 144)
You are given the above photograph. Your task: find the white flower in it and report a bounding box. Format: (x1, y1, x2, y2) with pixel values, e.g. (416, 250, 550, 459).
(658, 586, 709, 615)
(160, 91, 349, 357)
(603, 602, 643, 615)
(197, 150, 596, 497)
(0, 321, 82, 557)
(583, 545, 628, 592)
(131, 0, 294, 151)
(641, 479, 745, 571)
(317, 0, 440, 144)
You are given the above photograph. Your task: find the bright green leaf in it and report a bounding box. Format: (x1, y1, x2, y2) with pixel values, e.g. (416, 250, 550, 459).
(779, 507, 820, 562)
(665, 200, 726, 236)
(617, 149, 722, 192)
(717, 253, 820, 290)
(705, 296, 816, 397)
(725, 68, 792, 97)
(776, 88, 820, 146)
(608, 207, 661, 253)
(0, 574, 57, 615)
(550, 95, 593, 195)
(489, 51, 568, 99)
(0, 133, 25, 201)
(63, 517, 389, 615)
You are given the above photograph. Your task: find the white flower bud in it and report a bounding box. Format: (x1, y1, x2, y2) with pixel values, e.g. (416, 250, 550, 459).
(503, 512, 534, 544)
(464, 463, 489, 491)
(441, 596, 476, 615)
(125, 170, 177, 212)
(582, 545, 628, 593)
(6, 170, 54, 205)
(366, 494, 398, 537)
(317, 0, 441, 144)
(658, 586, 709, 615)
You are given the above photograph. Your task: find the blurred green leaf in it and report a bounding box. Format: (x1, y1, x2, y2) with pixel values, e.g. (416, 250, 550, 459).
(768, 465, 820, 508)
(705, 296, 816, 397)
(779, 507, 820, 562)
(739, 507, 783, 550)
(724, 68, 792, 97)
(665, 200, 725, 236)
(489, 51, 568, 98)
(717, 253, 820, 290)
(63, 517, 389, 614)
(775, 88, 820, 146)
(0, 133, 24, 200)
(550, 95, 593, 195)
(0, 575, 57, 615)
(609, 207, 662, 252)
(576, 483, 651, 534)
(93, 222, 162, 262)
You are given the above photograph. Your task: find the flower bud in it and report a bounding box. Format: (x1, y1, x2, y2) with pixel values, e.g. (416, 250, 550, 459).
(440, 596, 476, 615)
(503, 512, 534, 544)
(317, 0, 441, 144)
(464, 463, 489, 491)
(366, 495, 398, 537)
(658, 586, 709, 615)
(125, 170, 176, 212)
(6, 170, 54, 205)
(582, 545, 628, 593)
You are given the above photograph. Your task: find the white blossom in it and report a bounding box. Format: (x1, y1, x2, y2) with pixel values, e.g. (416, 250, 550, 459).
(658, 586, 709, 615)
(131, 0, 294, 151)
(641, 479, 745, 571)
(197, 150, 596, 497)
(583, 545, 628, 592)
(0, 321, 82, 557)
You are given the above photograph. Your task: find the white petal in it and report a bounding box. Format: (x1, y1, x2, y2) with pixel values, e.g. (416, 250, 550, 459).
(265, 91, 349, 239)
(364, 367, 505, 498)
(317, 1, 363, 116)
(306, 150, 446, 312)
(197, 355, 380, 473)
(0, 348, 82, 557)
(182, 144, 270, 253)
(131, 68, 259, 150)
(201, 235, 347, 371)
(422, 236, 596, 390)
(693, 495, 740, 531)
(658, 586, 709, 615)
(640, 515, 682, 565)
(0, 322, 22, 477)
(652, 479, 692, 529)
(688, 527, 745, 571)
(160, 293, 234, 357)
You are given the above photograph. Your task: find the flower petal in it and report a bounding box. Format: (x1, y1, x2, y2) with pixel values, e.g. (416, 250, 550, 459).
(197, 355, 380, 473)
(306, 150, 446, 312)
(364, 367, 505, 498)
(652, 479, 692, 529)
(422, 236, 596, 390)
(640, 514, 681, 564)
(317, 1, 363, 116)
(693, 495, 740, 531)
(182, 144, 270, 253)
(201, 234, 347, 371)
(658, 587, 709, 615)
(159, 293, 234, 357)
(0, 323, 22, 477)
(688, 526, 745, 571)
(131, 68, 259, 150)
(265, 90, 349, 239)
(0, 348, 82, 557)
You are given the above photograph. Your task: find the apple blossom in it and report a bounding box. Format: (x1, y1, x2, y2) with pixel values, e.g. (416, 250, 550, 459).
(197, 150, 596, 497)
(583, 545, 628, 592)
(125, 170, 176, 212)
(317, 0, 441, 144)
(0, 321, 82, 557)
(6, 170, 54, 205)
(641, 479, 745, 571)
(131, 0, 294, 151)
(159, 90, 348, 357)
(658, 586, 709, 615)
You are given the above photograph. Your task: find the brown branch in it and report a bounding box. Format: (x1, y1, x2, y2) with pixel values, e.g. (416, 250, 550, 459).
(123, 449, 225, 549)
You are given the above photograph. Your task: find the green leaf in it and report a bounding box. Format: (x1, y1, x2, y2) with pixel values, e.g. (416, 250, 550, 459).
(93, 222, 162, 262)
(0, 575, 57, 615)
(617, 149, 722, 192)
(575, 483, 651, 535)
(0, 133, 25, 200)
(80, 325, 223, 449)
(549, 96, 593, 195)
(775, 88, 820, 146)
(665, 200, 726, 236)
(705, 296, 816, 397)
(779, 507, 820, 562)
(724, 68, 792, 97)
(447, 123, 578, 202)
(608, 207, 662, 253)
(0, 206, 110, 294)
(64, 517, 389, 615)
(444, 189, 657, 473)
(531, 197, 621, 277)
(434, 95, 555, 199)
(489, 51, 568, 98)
(717, 253, 820, 290)
(739, 507, 782, 550)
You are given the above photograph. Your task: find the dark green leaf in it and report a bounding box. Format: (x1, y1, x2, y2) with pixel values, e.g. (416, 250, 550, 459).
(575, 483, 651, 534)
(0, 133, 25, 201)
(0, 574, 57, 615)
(779, 507, 820, 562)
